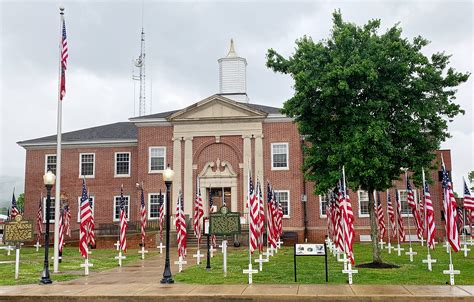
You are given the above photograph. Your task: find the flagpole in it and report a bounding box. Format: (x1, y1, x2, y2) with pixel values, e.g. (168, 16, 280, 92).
(422, 169, 429, 259)
(386, 190, 392, 253)
(394, 189, 401, 256)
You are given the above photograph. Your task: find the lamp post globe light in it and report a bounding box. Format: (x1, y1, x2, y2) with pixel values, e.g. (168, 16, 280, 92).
(41, 170, 56, 284)
(161, 165, 175, 284)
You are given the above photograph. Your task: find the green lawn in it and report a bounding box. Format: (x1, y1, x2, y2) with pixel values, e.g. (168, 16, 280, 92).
(175, 243, 474, 285)
(0, 246, 158, 286)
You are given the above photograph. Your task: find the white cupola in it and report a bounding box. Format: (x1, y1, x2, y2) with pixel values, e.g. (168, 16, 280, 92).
(218, 39, 249, 103)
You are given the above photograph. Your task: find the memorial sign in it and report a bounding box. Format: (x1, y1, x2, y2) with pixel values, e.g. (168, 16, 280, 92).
(294, 242, 328, 282)
(209, 206, 241, 236)
(4, 215, 33, 244)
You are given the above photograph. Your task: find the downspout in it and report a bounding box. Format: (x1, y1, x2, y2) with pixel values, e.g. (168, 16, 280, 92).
(300, 135, 308, 242)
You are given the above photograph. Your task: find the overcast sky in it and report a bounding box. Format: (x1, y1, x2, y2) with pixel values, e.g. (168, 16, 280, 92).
(0, 0, 472, 205)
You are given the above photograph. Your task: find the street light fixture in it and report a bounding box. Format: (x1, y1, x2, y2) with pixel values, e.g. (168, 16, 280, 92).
(161, 165, 174, 284)
(40, 170, 56, 284)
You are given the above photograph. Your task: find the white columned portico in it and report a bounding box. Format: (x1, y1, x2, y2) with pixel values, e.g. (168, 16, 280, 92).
(254, 134, 264, 185)
(172, 137, 182, 208)
(184, 137, 194, 215)
(242, 134, 252, 212)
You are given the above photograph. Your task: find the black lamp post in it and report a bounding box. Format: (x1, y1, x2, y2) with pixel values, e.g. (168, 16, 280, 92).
(160, 165, 174, 284)
(40, 170, 55, 284)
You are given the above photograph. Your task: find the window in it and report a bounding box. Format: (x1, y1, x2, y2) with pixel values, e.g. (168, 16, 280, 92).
(398, 190, 416, 216)
(77, 196, 94, 222)
(114, 195, 130, 221)
(274, 190, 290, 218)
(45, 154, 57, 174)
(149, 147, 166, 172)
(319, 195, 328, 218)
(115, 152, 131, 177)
(43, 198, 56, 223)
(148, 193, 165, 219)
(358, 190, 370, 217)
(80, 153, 95, 177)
(271, 143, 289, 170)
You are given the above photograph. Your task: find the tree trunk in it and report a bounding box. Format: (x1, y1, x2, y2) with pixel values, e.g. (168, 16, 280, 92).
(368, 188, 382, 263)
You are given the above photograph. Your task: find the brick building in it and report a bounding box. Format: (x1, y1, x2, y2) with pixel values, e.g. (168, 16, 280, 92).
(18, 41, 451, 245)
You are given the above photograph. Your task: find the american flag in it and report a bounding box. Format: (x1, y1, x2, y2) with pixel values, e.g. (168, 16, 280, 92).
(59, 17, 68, 100)
(193, 186, 204, 244)
(336, 184, 345, 251)
(406, 176, 424, 240)
(119, 185, 128, 252)
(63, 204, 71, 237)
(395, 190, 405, 242)
(175, 193, 187, 258)
(266, 183, 277, 248)
(424, 180, 436, 249)
(10, 192, 19, 220)
(329, 192, 338, 244)
(248, 173, 258, 254)
(441, 157, 460, 252)
(463, 178, 474, 229)
(58, 209, 65, 253)
(36, 197, 43, 241)
(158, 190, 164, 242)
(79, 179, 92, 258)
(87, 197, 96, 247)
(387, 190, 396, 239)
(339, 176, 355, 264)
(376, 192, 386, 240)
(257, 181, 265, 252)
(276, 192, 283, 238)
(140, 186, 147, 245)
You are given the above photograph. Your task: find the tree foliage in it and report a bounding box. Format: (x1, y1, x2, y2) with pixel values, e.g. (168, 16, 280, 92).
(266, 11, 469, 263)
(16, 193, 25, 213)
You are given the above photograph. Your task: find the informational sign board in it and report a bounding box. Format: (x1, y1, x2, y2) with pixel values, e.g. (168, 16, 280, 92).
(294, 242, 328, 282)
(209, 206, 241, 236)
(4, 216, 33, 244)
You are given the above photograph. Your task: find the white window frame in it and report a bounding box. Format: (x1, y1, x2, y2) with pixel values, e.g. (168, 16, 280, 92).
(357, 190, 370, 218)
(274, 190, 290, 218)
(271, 143, 289, 171)
(148, 193, 166, 220)
(113, 195, 130, 222)
(79, 153, 95, 178)
(43, 197, 56, 223)
(44, 154, 57, 174)
(148, 146, 166, 173)
(398, 189, 416, 218)
(77, 196, 95, 223)
(114, 152, 131, 177)
(319, 195, 328, 218)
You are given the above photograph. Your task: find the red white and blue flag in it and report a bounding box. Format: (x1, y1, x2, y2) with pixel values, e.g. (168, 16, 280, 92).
(58, 209, 65, 253)
(79, 179, 92, 258)
(140, 186, 147, 245)
(423, 180, 436, 249)
(175, 192, 187, 258)
(64, 204, 71, 237)
(119, 185, 128, 252)
(266, 183, 277, 249)
(386, 191, 396, 239)
(10, 191, 20, 220)
(59, 17, 68, 100)
(193, 185, 204, 244)
(248, 173, 258, 254)
(158, 190, 164, 242)
(36, 197, 43, 241)
(395, 190, 405, 242)
(406, 176, 423, 240)
(441, 157, 460, 252)
(376, 192, 386, 240)
(463, 178, 474, 227)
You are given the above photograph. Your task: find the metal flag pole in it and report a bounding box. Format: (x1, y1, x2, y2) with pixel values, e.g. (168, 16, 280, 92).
(341, 166, 357, 284)
(53, 5, 66, 274)
(385, 190, 393, 254)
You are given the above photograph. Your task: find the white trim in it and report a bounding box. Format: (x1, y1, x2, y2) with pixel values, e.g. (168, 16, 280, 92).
(148, 193, 165, 220)
(271, 142, 289, 171)
(43, 197, 56, 223)
(19, 139, 137, 148)
(319, 195, 328, 218)
(113, 195, 130, 222)
(79, 153, 95, 178)
(114, 152, 131, 177)
(397, 189, 415, 218)
(77, 196, 95, 223)
(148, 146, 166, 173)
(357, 190, 370, 218)
(275, 190, 290, 218)
(44, 154, 57, 174)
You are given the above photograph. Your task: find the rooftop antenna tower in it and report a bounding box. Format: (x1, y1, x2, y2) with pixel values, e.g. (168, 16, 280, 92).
(133, 3, 146, 116)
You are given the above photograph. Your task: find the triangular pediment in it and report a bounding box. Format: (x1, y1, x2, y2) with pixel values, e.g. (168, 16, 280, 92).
(168, 95, 267, 122)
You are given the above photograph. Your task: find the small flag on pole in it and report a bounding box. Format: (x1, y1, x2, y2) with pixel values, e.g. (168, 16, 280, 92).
(59, 17, 68, 100)
(441, 157, 460, 252)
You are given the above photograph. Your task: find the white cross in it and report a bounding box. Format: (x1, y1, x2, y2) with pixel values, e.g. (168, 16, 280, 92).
(420, 237, 425, 247)
(276, 239, 284, 249)
(80, 257, 93, 275)
(114, 241, 120, 251)
(340, 253, 348, 271)
(174, 255, 187, 272)
(138, 246, 148, 260)
(210, 246, 217, 258)
(336, 249, 343, 261)
(51, 255, 62, 261)
(243, 263, 258, 284)
(115, 251, 126, 267)
(461, 244, 471, 257)
(157, 242, 165, 254)
(254, 253, 269, 271)
(443, 263, 460, 285)
(192, 249, 204, 265)
(3, 245, 15, 256)
(422, 253, 437, 271)
(263, 248, 272, 260)
(342, 263, 358, 285)
(87, 249, 92, 255)
(34, 241, 42, 252)
(378, 239, 386, 249)
(405, 247, 417, 262)
(443, 241, 450, 253)
(394, 244, 404, 256)
(385, 242, 394, 254)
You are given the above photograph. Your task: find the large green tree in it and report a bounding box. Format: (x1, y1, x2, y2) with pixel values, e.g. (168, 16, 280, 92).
(266, 11, 469, 264)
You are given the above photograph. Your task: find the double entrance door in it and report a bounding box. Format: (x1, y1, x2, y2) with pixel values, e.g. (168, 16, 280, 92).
(209, 187, 231, 211)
